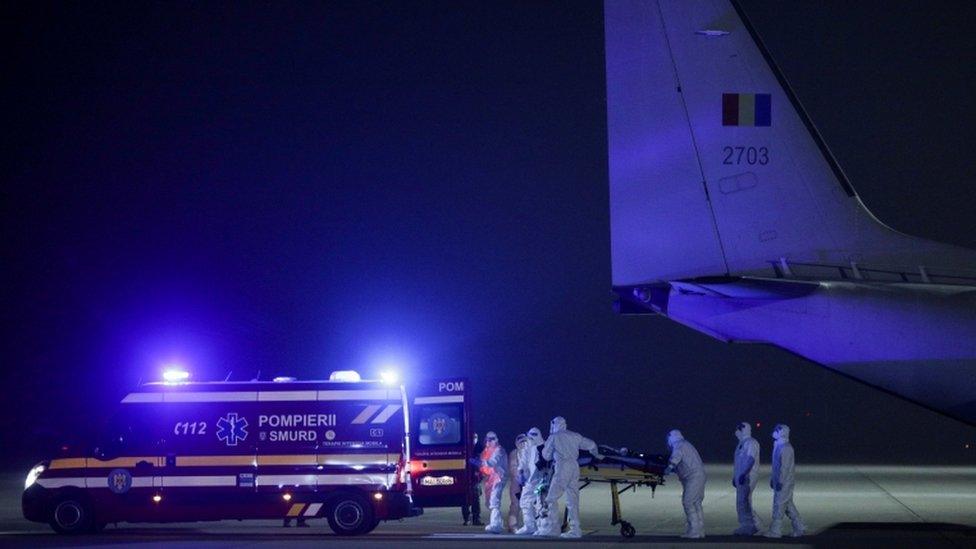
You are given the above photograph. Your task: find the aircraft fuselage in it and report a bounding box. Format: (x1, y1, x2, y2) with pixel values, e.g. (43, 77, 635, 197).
(617, 278, 976, 424)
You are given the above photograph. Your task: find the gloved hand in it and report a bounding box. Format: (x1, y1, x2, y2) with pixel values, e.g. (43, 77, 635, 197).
(738, 474, 748, 486)
(773, 481, 782, 491)
(664, 465, 674, 476)
(517, 472, 528, 486)
(592, 452, 604, 461)
(468, 457, 482, 467)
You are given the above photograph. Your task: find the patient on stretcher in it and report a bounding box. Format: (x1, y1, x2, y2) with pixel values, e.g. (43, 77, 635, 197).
(577, 445, 669, 473)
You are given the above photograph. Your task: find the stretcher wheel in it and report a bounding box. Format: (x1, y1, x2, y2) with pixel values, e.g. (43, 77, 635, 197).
(620, 521, 636, 538)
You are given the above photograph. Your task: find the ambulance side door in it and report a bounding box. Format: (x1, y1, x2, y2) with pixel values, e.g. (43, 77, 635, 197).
(92, 406, 164, 522)
(410, 378, 470, 507)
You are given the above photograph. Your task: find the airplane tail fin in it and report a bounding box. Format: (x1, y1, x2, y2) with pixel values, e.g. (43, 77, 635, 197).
(605, 0, 976, 285)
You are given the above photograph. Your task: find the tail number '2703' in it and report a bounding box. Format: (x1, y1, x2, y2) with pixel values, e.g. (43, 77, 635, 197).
(723, 146, 768, 165)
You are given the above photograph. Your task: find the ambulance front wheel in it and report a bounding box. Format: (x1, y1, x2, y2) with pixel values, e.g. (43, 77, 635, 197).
(620, 521, 636, 538)
(49, 496, 93, 535)
(326, 492, 377, 536)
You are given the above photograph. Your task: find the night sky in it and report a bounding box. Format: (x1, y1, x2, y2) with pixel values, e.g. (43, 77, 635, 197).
(3, 1, 975, 469)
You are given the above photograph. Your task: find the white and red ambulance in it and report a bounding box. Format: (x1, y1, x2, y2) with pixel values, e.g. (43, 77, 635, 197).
(23, 372, 472, 535)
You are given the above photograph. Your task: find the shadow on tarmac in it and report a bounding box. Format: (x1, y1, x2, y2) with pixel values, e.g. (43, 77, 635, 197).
(810, 522, 976, 549)
(3, 523, 975, 548)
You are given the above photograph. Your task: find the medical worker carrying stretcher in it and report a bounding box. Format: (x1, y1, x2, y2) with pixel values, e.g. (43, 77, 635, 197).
(534, 416, 603, 538)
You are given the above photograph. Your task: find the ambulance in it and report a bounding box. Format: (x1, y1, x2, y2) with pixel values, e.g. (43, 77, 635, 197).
(22, 371, 473, 535)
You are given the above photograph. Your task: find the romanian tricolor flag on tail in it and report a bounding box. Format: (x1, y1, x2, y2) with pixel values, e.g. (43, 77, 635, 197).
(722, 93, 771, 127)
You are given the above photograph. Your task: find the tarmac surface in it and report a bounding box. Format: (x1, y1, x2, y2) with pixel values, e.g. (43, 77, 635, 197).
(1, 464, 974, 548)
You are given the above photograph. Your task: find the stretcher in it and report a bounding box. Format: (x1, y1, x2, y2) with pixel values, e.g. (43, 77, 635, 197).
(576, 445, 668, 538)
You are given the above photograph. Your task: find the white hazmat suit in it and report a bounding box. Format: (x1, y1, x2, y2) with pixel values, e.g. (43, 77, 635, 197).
(732, 422, 763, 535)
(666, 429, 706, 538)
(515, 427, 545, 535)
(767, 424, 805, 538)
(475, 431, 508, 534)
(536, 416, 602, 538)
(507, 434, 527, 532)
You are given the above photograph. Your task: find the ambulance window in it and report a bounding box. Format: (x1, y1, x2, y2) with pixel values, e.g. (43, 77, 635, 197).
(416, 404, 463, 446)
(100, 409, 156, 454)
(100, 414, 128, 454)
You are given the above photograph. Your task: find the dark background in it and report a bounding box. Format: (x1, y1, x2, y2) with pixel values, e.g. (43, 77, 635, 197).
(3, 1, 975, 469)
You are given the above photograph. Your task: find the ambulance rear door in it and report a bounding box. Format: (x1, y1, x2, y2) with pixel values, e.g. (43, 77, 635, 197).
(409, 378, 470, 507)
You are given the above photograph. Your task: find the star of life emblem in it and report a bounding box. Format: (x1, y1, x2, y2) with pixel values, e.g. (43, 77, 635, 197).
(216, 413, 249, 446)
(432, 417, 447, 435)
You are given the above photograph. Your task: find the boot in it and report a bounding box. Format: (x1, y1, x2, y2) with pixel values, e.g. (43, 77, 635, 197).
(533, 514, 559, 536)
(561, 505, 582, 538)
(752, 510, 765, 532)
(680, 515, 693, 537)
(560, 527, 582, 539)
(733, 525, 758, 536)
(485, 508, 505, 534)
(514, 510, 536, 535)
(765, 520, 783, 538)
(682, 508, 705, 538)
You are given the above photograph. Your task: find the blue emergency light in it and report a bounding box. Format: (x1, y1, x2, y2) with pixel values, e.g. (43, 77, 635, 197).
(163, 369, 190, 383)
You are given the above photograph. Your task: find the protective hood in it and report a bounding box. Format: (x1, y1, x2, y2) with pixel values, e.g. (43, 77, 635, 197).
(773, 424, 790, 442)
(735, 422, 752, 440)
(485, 430, 499, 448)
(667, 429, 684, 449)
(550, 416, 567, 434)
(527, 427, 544, 445)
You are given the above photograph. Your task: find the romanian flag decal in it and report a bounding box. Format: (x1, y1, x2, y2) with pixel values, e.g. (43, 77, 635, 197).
(722, 93, 771, 127)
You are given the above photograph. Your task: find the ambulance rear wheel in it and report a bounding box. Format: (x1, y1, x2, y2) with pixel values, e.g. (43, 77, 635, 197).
(49, 497, 93, 534)
(326, 493, 376, 536)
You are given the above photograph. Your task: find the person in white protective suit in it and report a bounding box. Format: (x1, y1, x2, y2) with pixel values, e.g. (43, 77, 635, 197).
(732, 422, 763, 535)
(534, 416, 603, 538)
(507, 433, 528, 532)
(766, 424, 806, 538)
(471, 431, 507, 534)
(515, 427, 545, 535)
(664, 429, 706, 538)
